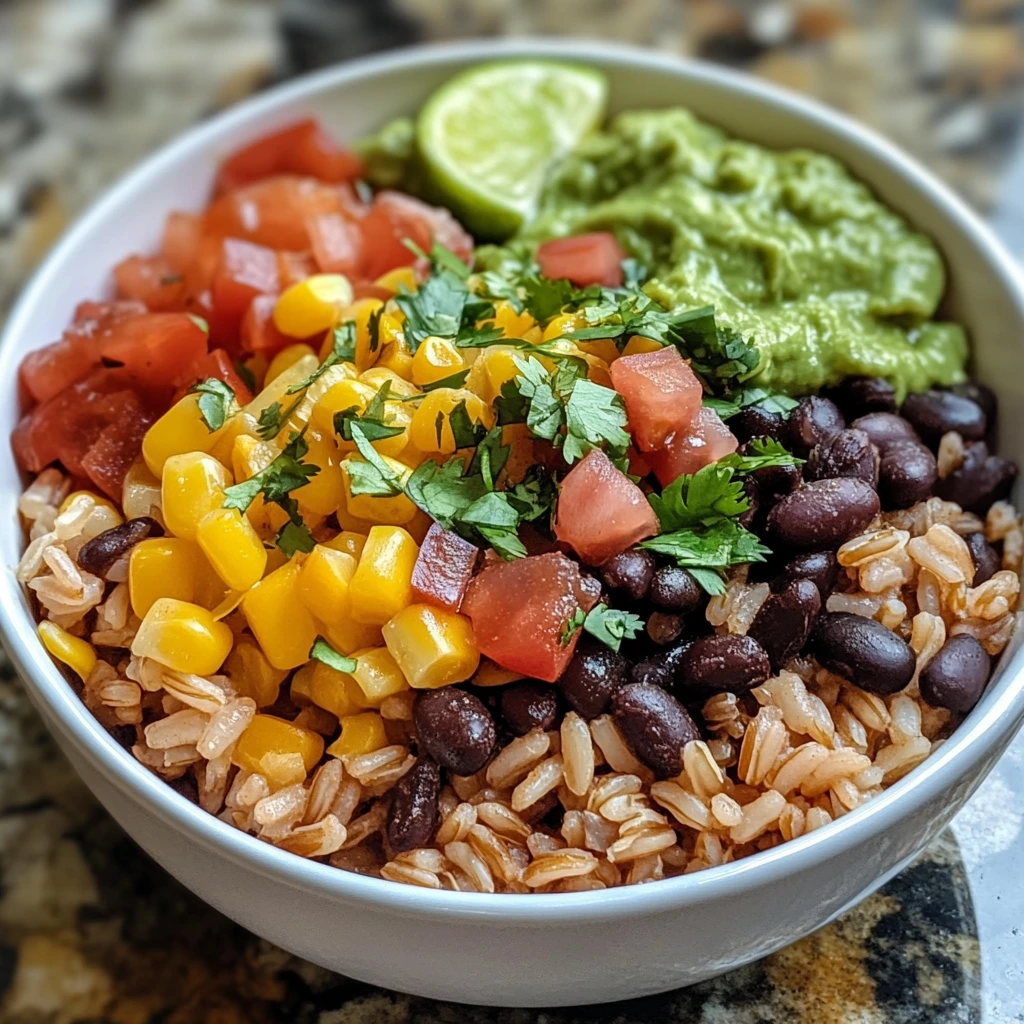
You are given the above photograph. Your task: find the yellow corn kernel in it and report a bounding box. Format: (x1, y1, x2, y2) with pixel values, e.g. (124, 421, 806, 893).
(195, 507, 267, 591)
(208, 411, 259, 468)
(310, 661, 370, 718)
(131, 597, 233, 675)
(242, 561, 319, 669)
(375, 266, 417, 294)
(578, 339, 621, 364)
(325, 616, 383, 655)
(38, 620, 96, 680)
(263, 546, 290, 577)
(122, 459, 163, 523)
(242, 352, 269, 392)
(354, 298, 386, 371)
(335, 503, 377, 535)
(129, 537, 203, 617)
(298, 545, 357, 626)
(359, 367, 421, 398)
(347, 645, 409, 705)
(349, 525, 418, 625)
(473, 660, 528, 687)
(232, 714, 324, 781)
(244, 353, 319, 419)
(411, 336, 466, 387)
(378, 337, 413, 379)
(293, 429, 345, 518)
(464, 345, 523, 403)
(410, 388, 494, 455)
(327, 712, 387, 758)
(340, 455, 417, 525)
(542, 311, 584, 342)
(290, 363, 356, 434)
(309, 377, 377, 438)
(382, 604, 480, 689)
(142, 393, 223, 476)
(324, 531, 367, 560)
(491, 300, 536, 339)
(290, 661, 317, 705)
(161, 452, 232, 541)
(272, 274, 353, 338)
(265, 342, 319, 386)
(224, 637, 287, 707)
(622, 335, 664, 357)
(59, 490, 120, 517)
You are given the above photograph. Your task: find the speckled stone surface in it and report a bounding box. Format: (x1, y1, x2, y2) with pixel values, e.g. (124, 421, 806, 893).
(2, 1, 1024, 1020)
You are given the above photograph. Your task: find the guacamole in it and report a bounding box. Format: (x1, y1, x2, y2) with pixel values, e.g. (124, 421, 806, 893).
(515, 109, 967, 398)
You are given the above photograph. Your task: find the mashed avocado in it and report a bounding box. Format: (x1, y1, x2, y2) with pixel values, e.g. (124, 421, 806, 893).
(516, 109, 967, 398)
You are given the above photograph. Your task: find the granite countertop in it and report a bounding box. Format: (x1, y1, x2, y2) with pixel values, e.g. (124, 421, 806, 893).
(2, 1, 1024, 1021)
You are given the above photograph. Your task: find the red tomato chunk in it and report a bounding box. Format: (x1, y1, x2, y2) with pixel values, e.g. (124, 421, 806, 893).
(411, 524, 481, 612)
(536, 232, 624, 288)
(554, 449, 659, 566)
(647, 407, 739, 486)
(462, 552, 601, 682)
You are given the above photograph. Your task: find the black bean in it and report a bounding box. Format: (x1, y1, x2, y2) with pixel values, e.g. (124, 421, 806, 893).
(77, 516, 163, 577)
(646, 611, 685, 646)
(901, 390, 986, 448)
(877, 440, 938, 510)
(649, 567, 702, 613)
(850, 412, 919, 452)
(611, 682, 701, 778)
(731, 404, 786, 444)
(936, 441, 1018, 515)
(964, 532, 1000, 586)
(599, 548, 656, 602)
(557, 639, 630, 720)
(413, 688, 496, 776)
(770, 551, 839, 602)
(631, 639, 694, 690)
(738, 475, 761, 531)
(386, 757, 441, 854)
(805, 428, 878, 486)
(766, 478, 880, 551)
(827, 375, 897, 418)
(744, 439, 802, 503)
(747, 579, 821, 672)
(676, 634, 771, 694)
(949, 381, 996, 425)
(919, 635, 991, 713)
(498, 681, 558, 736)
(785, 397, 845, 456)
(810, 612, 916, 695)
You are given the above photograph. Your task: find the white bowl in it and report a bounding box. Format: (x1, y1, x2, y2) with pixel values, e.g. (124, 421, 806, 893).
(2, 39, 1024, 1008)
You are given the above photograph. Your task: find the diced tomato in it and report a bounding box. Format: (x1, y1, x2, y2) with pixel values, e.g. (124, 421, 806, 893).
(113, 254, 188, 311)
(95, 312, 208, 393)
(307, 212, 365, 277)
(241, 294, 293, 354)
(80, 392, 156, 499)
(182, 349, 254, 405)
(20, 338, 100, 406)
(210, 238, 280, 341)
(72, 300, 148, 328)
(411, 524, 481, 612)
(277, 250, 317, 290)
(462, 552, 601, 682)
(214, 119, 363, 195)
(553, 449, 659, 565)
(647, 407, 739, 486)
(536, 233, 625, 288)
(609, 346, 703, 453)
(162, 211, 203, 273)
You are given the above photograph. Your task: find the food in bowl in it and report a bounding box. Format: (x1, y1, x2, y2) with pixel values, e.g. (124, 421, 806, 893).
(12, 60, 1021, 894)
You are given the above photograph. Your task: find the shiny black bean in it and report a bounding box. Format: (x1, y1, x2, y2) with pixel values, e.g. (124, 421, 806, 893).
(827, 375, 897, 418)
(646, 611, 685, 646)
(766, 478, 880, 551)
(901, 390, 986, 447)
(745, 441, 802, 503)
(877, 440, 938, 510)
(77, 516, 162, 578)
(557, 640, 630, 720)
(965, 532, 1000, 586)
(949, 381, 996, 425)
(785, 397, 845, 457)
(810, 612, 916, 695)
(498, 681, 558, 736)
(599, 548, 656, 602)
(936, 441, 1018, 515)
(611, 682, 701, 778)
(919, 635, 991, 713)
(805, 428, 878, 486)
(676, 634, 771, 694)
(770, 551, 839, 602)
(850, 412, 919, 452)
(386, 757, 441, 854)
(631, 639, 694, 690)
(731, 404, 786, 444)
(413, 688, 496, 775)
(649, 567, 702, 613)
(747, 579, 821, 672)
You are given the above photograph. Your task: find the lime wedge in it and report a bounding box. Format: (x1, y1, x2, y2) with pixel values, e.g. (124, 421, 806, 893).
(417, 61, 608, 239)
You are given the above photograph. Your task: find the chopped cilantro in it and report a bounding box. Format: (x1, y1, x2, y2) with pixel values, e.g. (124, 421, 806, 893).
(395, 272, 467, 351)
(333, 382, 406, 443)
(256, 394, 304, 440)
(562, 379, 630, 464)
(560, 607, 586, 645)
(189, 377, 237, 432)
(468, 426, 511, 490)
(421, 369, 470, 392)
(703, 387, 799, 421)
(309, 636, 358, 674)
(447, 399, 487, 449)
(347, 421, 405, 496)
(187, 313, 209, 334)
(368, 305, 383, 353)
(285, 322, 355, 394)
(582, 604, 645, 652)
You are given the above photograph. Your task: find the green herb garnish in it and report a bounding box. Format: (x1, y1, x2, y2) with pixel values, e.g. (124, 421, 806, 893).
(309, 636, 358, 674)
(189, 378, 237, 432)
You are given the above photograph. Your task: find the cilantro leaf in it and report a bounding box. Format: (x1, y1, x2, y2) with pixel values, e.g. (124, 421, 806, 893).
(703, 387, 799, 421)
(505, 465, 557, 524)
(648, 464, 748, 531)
(347, 422, 405, 496)
(495, 377, 528, 426)
(562, 379, 630, 464)
(468, 427, 511, 491)
(405, 457, 486, 529)
(514, 355, 565, 441)
(560, 607, 586, 645)
(395, 272, 467, 350)
(448, 399, 487, 449)
(421, 369, 470, 392)
(367, 306, 383, 354)
(332, 382, 406, 443)
(276, 519, 316, 556)
(189, 377, 237, 432)
(285, 322, 356, 394)
(309, 636, 358, 674)
(717, 438, 803, 474)
(404, 238, 471, 281)
(187, 313, 209, 334)
(641, 519, 770, 578)
(256, 394, 304, 440)
(688, 567, 728, 596)
(521, 275, 576, 322)
(582, 604, 645, 653)
(460, 491, 526, 560)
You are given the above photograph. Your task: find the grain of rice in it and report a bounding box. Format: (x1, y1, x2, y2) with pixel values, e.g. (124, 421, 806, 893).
(702, 692, 747, 739)
(276, 814, 347, 857)
(450, 771, 485, 801)
(301, 759, 344, 825)
(986, 500, 1019, 542)
(598, 792, 650, 823)
(650, 782, 712, 830)
(618, 807, 670, 836)
(800, 749, 873, 797)
(522, 848, 597, 887)
(254, 783, 308, 829)
(804, 807, 833, 832)
(888, 695, 922, 746)
(729, 790, 786, 844)
(444, 841, 495, 893)
(874, 735, 932, 782)
(831, 705, 869, 753)
(527, 832, 565, 857)
(581, 810, 618, 853)
(144, 708, 208, 750)
(340, 800, 388, 849)
(967, 571, 1020, 621)
(98, 680, 142, 710)
(560, 712, 595, 796)
(626, 853, 666, 885)
(907, 524, 974, 585)
(379, 691, 416, 720)
(840, 684, 891, 733)
(232, 772, 271, 810)
(826, 590, 885, 618)
(778, 802, 806, 841)
(937, 431, 965, 478)
(710, 792, 743, 828)
(683, 740, 726, 799)
(838, 528, 910, 568)
(197, 697, 256, 760)
(589, 715, 648, 775)
(467, 824, 522, 884)
(738, 706, 789, 785)
(486, 729, 550, 789)
(473, 801, 530, 839)
(436, 802, 478, 845)
(769, 742, 831, 796)
(511, 755, 564, 812)
(160, 670, 231, 715)
(381, 862, 443, 888)
(343, 745, 408, 784)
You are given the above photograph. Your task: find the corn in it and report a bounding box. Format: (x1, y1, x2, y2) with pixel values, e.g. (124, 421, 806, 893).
(161, 453, 231, 541)
(298, 545, 357, 626)
(293, 429, 345, 517)
(327, 712, 388, 758)
(129, 537, 204, 617)
(346, 645, 409, 705)
(349, 525, 418, 625)
(335, 503, 377, 535)
(324, 616, 383, 655)
(245, 353, 319, 419)
(232, 714, 325, 787)
(272, 274, 353, 338)
(309, 377, 377, 438)
(359, 367, 421, 398)
(195, 507, 267, 591)
(410, 388, 494, 455)
(131, 597, 233, 675)
(375, 266, 417, 294)
(289, 363, 356, 434)
(224, 637, 287, 707)
(382, 604, 480, 689)
(621, 335, 664, 357)
(464, 345, 522, 403)
(340, 455, 417, 525)
(38, 620, 96, 680)
(142, 393, 223, 476)
(208, 411, 259, 468)
(473, 660, 527, 687)
(309, 661, 370, 718)
(242, 561, 319, 669)
(577, 339, 621, 364)
(122, 459, 163, 523)
(263, 546, 290, 577)
(242, 352, 269, 392)
(491, 300, 537, 339)
(378, 337, 414, 379)
(265, 342, 319, 385)
(542, 311, 585, 342)
(411, 336, 466, 387)
(324, 531, 366, 560)
(352, 298, 386, 371)
(290, 661, 317, 705)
